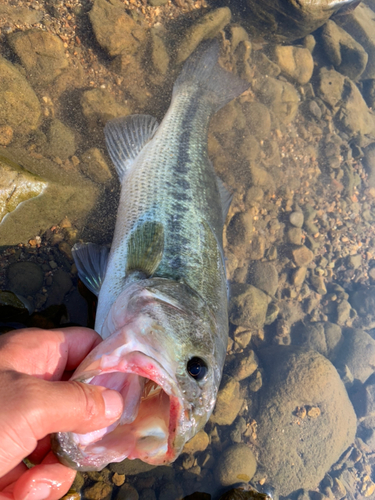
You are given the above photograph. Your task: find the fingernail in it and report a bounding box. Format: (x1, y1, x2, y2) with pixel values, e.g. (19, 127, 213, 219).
(23, 482, 51, 500)
(102, 389, 123, 419)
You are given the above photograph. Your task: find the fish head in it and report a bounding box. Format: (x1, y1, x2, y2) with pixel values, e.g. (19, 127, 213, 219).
(53, 278, 226, 471)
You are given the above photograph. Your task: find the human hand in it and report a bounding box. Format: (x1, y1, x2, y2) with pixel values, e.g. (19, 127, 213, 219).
(0, 327, 124, 500)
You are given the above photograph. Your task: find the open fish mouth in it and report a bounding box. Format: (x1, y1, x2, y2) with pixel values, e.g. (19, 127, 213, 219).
(53, 350, 184, 471)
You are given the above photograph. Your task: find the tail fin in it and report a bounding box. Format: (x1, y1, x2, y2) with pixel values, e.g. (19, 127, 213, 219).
(173, 39, 250, 112)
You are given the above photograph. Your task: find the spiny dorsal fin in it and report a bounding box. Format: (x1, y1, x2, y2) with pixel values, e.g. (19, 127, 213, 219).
(216, 175, 233, 223)
(72, 243, 109, 296)
(104, 114, 159, 183)
(126, 221, 164, 277)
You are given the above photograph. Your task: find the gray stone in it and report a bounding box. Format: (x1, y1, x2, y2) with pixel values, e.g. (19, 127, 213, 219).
(215, 444, 257, 487)
(0, 146, 99, 245)
(108, 459, 156, 475)
(231, 349, 259, 381)
(256, 346, 357, 496)
(321, 20, 368, 80)
(0, 158, 47, 224)
(293, 321, 342, 359)
(310, 275, 327, 295)
(176, 8, 231, 64)
(81, 88, 131, 129)
(292, 245, 314, 266)
(229, 284, 271, 328)
(8, 29, 69, 85)
(0, 57, 41, 135)
(290, 211, 304, 228)
(248, 261, 278, 296)
(89, 0, 147, 57)
(80, 148, 113, 184)
(363, 143, 375, 188)
(0, 4, 43, 24)
(253, 76, 300, 125)
(242, 101, 271, 139)
(46, 269, 73, 307)
(226, 211, 253, 248)
(272, 45, 314, 84)
(241, 0, 348, 43)
(210, 376, 243, 426)
(333, 328, 375, 382)
(350, 285, 375, 317)
(46, 119, 76, 161)
(287, 227, 303, 245)
(7, 262, 43, 296)
(338, 3, 375, 79)
(158, 482, 184, 500)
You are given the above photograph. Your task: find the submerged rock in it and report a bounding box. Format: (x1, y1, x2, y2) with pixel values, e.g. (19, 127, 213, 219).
(80, 148, 113, 184)
(255, 346, 356, 496)
(0, 56, 41, 135)
(210, 376, 244, 426)
(333, 328, 375, 383)
(320, 20, 368, 81)
(176, 8, 231, 64)
(253, 76, 299, 125)
(81, 88, 131, 129)
(292, 321, 342, 359)
(46, 119, 76, 161)
(0, 158, 47, 224)
(240, 0, 355, 43)
(247, 261, 278, 297)
(215, 444, 257, 487)
(272, 45, 314, 85)
(7, 262, 44, 297)
(8, 29, 69, 86)
(229, 284, 271, 329)
(338, 3, 375, 80)
(89, 0, 146, 57)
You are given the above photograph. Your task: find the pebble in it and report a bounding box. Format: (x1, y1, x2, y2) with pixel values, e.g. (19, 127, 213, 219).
(182, 430, 209, 454)
(292, 267, 307, 286)
(289, 211, 304, 228)
(215, 444, 257, 486)
(210, 376, 243, 425)
(84, 482, 112, 500)
(112, 473, 125, 486)
(231, 350, 258, 381)
(292, 246, 314, 267)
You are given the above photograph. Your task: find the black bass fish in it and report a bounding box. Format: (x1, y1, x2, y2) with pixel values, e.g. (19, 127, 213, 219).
(53, 40, 249, 471)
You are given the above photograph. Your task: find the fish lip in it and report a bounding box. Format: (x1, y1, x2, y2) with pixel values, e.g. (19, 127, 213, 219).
(58, 349, 186, 470)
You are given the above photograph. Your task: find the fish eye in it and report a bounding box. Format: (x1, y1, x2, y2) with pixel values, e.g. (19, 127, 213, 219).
(187, 357, 208, 381)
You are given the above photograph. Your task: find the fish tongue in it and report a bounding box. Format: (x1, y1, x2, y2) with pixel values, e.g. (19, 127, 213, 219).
(90, 372, 145, 425)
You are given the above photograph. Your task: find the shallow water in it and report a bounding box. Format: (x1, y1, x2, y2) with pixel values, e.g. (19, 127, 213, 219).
(1, 0, 375, 499)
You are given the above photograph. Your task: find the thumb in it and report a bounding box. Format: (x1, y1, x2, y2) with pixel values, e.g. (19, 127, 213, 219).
(0, 371, 123, 475)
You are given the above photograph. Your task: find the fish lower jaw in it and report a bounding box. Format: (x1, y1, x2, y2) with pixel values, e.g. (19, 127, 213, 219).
(53, 352, 183, 471)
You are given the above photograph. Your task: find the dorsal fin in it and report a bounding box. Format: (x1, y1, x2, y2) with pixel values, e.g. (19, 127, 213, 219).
(126, 221, 164, 277)
(216, 175, 233, 223)
(72, 243, 109, 296)
(104, 114, 159, 182)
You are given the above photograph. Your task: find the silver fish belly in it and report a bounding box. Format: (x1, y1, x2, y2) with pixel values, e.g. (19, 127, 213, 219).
(53, 40, 249, 471)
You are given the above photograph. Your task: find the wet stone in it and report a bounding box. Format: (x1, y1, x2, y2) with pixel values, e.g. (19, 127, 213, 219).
(242, 102, 271, 140)
(210, 376, 243, 426)
(320, 20, 368, 81)
(80, 148, 113, 184)
(112, 473, 125, 486)
(158, 482, 184, 500)
(229, 284, 270, 329)
(292, 266, 307, 286)
(272, 45, 314, 85)
(84, 481, 112, 500)
(310, 275, 327, 295)
(81, 88, 131, 129)
(89, 0, 146, 57)
(231, 350, 258, 381)
(139, 490, 156, 500)
(289, 211, 304, 228)
(46, 269, 72, 307)
(249, 234, 266, 260)
(176, 7, 231, 64)
(215, 444, 257, 487)
(182, 430, 209, 454)
(292, 246, 314, 266)
(8, 29, 69, 85)
(253, 76, 299, 125)
(247, 261, 278, 296)
(333, 328, 375, 383)
(46, 119, 76, 161)
(7, 262, 43, 296)
(287, 227, 302, 245)
(0, 125, 13, 146)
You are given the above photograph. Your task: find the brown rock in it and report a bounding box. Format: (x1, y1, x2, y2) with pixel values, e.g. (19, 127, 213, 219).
(210, 376, 243, 425)
(292, 246, 314, 266)
(182, 430, 209, 454)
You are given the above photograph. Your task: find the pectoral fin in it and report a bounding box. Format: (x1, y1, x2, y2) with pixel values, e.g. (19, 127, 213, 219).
(126, 222, 164, 277)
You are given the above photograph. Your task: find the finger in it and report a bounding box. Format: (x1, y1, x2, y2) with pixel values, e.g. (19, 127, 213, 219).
(0, 463, 27, 491)
(0, 372, 123, 475)
(12, 458, 76, 500)
(0, 328, 102, 379)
